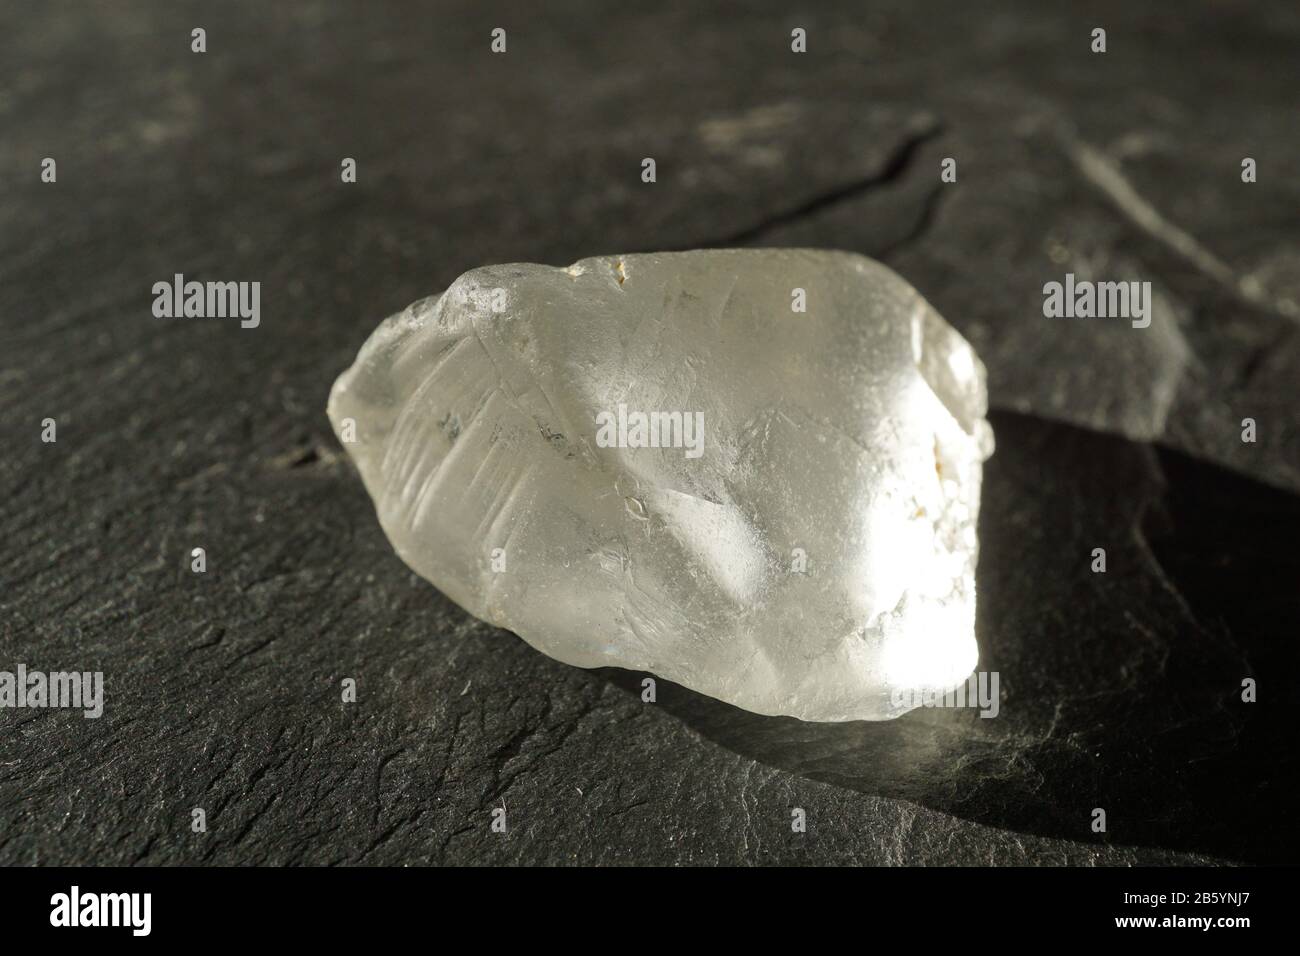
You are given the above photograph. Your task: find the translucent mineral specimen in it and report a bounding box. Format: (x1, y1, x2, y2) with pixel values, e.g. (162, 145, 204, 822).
(328, 250, 994, 721)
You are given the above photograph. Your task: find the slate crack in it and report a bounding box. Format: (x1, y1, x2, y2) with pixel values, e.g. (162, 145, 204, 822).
(678, 120, 945, 249)
(877, 181, 950, 260)
(1064, 133, 1299, 322)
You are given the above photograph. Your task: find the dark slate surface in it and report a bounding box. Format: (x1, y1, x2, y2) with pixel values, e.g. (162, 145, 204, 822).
(2, 1, 1296, 864)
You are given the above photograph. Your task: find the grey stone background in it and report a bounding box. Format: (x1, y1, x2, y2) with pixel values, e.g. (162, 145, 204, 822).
(1, 1, 1296, 864)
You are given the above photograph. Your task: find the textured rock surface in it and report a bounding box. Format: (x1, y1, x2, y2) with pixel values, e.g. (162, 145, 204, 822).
(329, 250, 993, 721)
(2, 0, 1297, 865)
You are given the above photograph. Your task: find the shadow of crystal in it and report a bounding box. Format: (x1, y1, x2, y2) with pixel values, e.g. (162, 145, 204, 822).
(595, 411, 1300, 864)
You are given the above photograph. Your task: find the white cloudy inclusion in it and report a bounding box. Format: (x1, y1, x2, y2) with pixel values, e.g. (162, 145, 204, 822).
(328, 249, 994, 721)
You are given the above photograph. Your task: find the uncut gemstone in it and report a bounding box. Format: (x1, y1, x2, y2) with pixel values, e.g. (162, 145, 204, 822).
(328, 249, 994, 721)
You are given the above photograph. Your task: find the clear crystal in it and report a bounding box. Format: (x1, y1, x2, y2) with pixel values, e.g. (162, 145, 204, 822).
(328, 249, 994, 721)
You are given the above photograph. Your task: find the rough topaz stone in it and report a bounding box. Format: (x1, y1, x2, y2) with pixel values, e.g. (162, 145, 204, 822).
(328, 250, 994, 721)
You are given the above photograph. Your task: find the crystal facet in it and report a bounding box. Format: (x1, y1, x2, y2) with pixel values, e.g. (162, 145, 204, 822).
(328, 249, 994, 721)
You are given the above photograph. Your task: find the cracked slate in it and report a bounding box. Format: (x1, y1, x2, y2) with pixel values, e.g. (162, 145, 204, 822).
(1, 0, 1296, 864)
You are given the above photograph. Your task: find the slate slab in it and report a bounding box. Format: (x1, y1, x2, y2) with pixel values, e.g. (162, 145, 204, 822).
(1, 0, 1295, 864)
